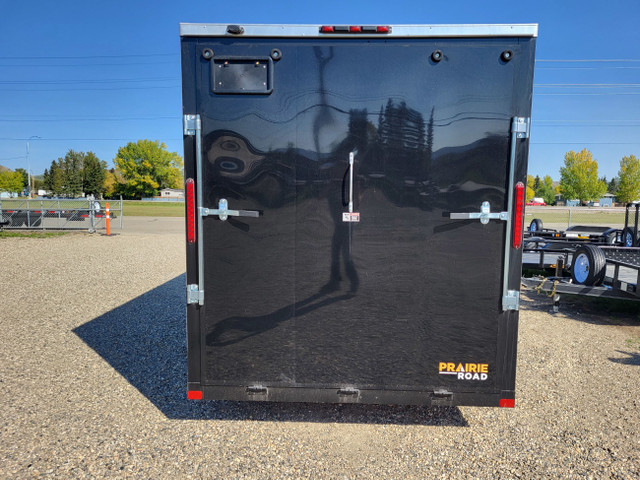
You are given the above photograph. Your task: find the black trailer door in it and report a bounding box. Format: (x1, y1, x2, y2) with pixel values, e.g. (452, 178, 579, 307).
(183, 32, 535, 405)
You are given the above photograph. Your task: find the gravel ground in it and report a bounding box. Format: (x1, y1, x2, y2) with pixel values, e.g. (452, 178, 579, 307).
(1, 229, 639, 479)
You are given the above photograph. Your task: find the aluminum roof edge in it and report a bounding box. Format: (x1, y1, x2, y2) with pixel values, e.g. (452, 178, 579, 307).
(179, 23, 538, 38)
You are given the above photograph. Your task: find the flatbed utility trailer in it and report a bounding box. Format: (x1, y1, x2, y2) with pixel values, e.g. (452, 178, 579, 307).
(181, 23, 537, 408)
(523, 242, 640, 303)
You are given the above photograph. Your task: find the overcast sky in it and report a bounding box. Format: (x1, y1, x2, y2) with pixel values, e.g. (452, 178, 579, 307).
(1, 0, 639, 180)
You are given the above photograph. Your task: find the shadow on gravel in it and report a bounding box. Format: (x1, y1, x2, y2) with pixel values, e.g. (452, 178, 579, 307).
(74, 275, 468, 426)
(609, 350, 640, 366)
(520, 289, 640, 327)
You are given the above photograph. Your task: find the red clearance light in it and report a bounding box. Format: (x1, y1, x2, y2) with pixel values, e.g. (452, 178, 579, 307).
(376, 26, 390, 33)
(320, 26, 334, 33)
(349, 26, 362, 33)
(187, 390, 203, 400)
(500, 398, 515, 408)
(186, 178, 196, 244)
(512, 182, 525, 249)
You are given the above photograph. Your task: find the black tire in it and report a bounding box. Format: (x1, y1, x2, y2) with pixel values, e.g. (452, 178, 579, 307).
(571, 245, 606, 286)
(529, 218, 543, 233)
(621, 227, 636, 247)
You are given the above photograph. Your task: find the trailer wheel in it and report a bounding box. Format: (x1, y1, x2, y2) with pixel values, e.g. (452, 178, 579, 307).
(621, 227, 636, 247)
(529, 218, 543, 233)
(571, 245, 606, 286)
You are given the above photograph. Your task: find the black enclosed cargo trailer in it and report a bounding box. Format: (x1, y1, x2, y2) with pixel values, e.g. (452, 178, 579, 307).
(180, 23, 537, 407)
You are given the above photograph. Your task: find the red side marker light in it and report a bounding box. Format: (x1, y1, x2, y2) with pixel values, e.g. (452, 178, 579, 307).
(186, 178, 196, 244)
(349, 26, 362, 33)
(188, 390, 203, 400)
(376, 26, 390, 33)
(320, 26, 334, 33)
(512, 181, 525, 249)
(500, 398, 515, 408)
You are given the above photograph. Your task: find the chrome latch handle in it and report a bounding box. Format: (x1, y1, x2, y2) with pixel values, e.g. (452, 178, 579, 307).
(201, 198, 260, 221)
(450, 201, 508, 225)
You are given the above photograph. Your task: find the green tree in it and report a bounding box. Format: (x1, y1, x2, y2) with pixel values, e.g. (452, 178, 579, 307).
(60, 149, 84, 197)
(526, 174, 535, 202)
(0, 170, 24, 193)
(616, 154, 640, 204)
(114, 140, 183, 199)
(82, 151, 107, 197)
(559, 149, 606, 203)
(14, 168, 28, 189)
(608, 177, 619, 195)
(533, 175, 541, 191)
(536, 175, 556, 205)
(44, 160, 64, 196)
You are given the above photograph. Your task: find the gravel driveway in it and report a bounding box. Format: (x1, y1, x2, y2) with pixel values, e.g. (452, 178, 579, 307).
(1, 229, 639, 479)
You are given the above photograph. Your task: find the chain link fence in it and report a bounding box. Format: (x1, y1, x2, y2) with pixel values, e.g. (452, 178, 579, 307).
(525, 206, 631, 231)
(0, 198, 123, 232)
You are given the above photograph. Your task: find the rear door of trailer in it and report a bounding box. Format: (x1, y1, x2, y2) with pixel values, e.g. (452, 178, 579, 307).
(181, 24, 536, 407)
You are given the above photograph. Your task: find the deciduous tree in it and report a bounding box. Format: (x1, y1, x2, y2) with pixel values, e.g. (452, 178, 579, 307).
(616, 154, 640, 204)
(535, 175, 556, 205)
(559, 149, 606, 203)
(114, 140, 183, 199)
(0, 170, 24, 193)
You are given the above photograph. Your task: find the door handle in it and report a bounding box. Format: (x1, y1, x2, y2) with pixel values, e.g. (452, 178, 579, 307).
(201, 199, 260, 221)
(343, 151, 360, 222)
(449, 201, 508, 225)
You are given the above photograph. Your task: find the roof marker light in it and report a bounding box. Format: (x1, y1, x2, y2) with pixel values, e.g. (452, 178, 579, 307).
(349, 26, 362, 33)
(376, 26, 390, 33)
(320, 26, 334, 33)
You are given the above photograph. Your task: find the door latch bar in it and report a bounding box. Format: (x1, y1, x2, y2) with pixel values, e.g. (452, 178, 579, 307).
(450, 201, 508, 225)
(201, 198, 260, 221)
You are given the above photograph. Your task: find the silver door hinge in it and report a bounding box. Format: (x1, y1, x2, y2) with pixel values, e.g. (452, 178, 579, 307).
(183, 114, 201, 136)
(187, 284, 204, 305)
(450, 201, 508, 225)
(512, 117, 530, 139)
(502, 290, 520, 311)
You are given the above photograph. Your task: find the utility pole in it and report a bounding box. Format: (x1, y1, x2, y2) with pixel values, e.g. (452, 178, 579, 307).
(26, 135, 41, 197)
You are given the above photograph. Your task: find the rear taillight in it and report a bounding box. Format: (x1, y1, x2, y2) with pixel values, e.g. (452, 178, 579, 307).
(186, 178, 196, 244)
(187, 390, 203, 400)
(500, 398, 515, 408)
(512, 182, 525, 249)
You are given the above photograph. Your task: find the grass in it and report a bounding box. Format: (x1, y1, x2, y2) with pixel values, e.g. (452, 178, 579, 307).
(122, 201, 184, 217)
(626, 337, 640, 350)
(0, 199, 185, 217)
(525, 208, 628, 229)
(0, 231, 68, 239)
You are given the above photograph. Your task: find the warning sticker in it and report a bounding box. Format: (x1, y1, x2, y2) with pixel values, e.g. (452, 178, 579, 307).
(438, 362, 488, 381)
(342, 212, 360, 223)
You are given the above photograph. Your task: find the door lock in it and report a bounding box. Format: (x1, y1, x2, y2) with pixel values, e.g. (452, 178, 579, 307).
(450, 201, 508, 225)
(201, 198, 260, 221)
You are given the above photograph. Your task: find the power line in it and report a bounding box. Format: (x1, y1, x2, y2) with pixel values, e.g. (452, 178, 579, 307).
(536, 59, 640, 63)
(0, 77, 177, 85)
(534, 83, 640, 87)
(0, 61, 176, 67)
(0, 85, 181, 92)
(0, 53, 178, 59)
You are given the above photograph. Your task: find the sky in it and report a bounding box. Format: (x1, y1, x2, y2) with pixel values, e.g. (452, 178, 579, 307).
(1, 0, 639, 181)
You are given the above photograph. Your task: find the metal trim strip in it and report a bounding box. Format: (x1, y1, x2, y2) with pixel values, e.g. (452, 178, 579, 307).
(180, 23, 538, 38)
